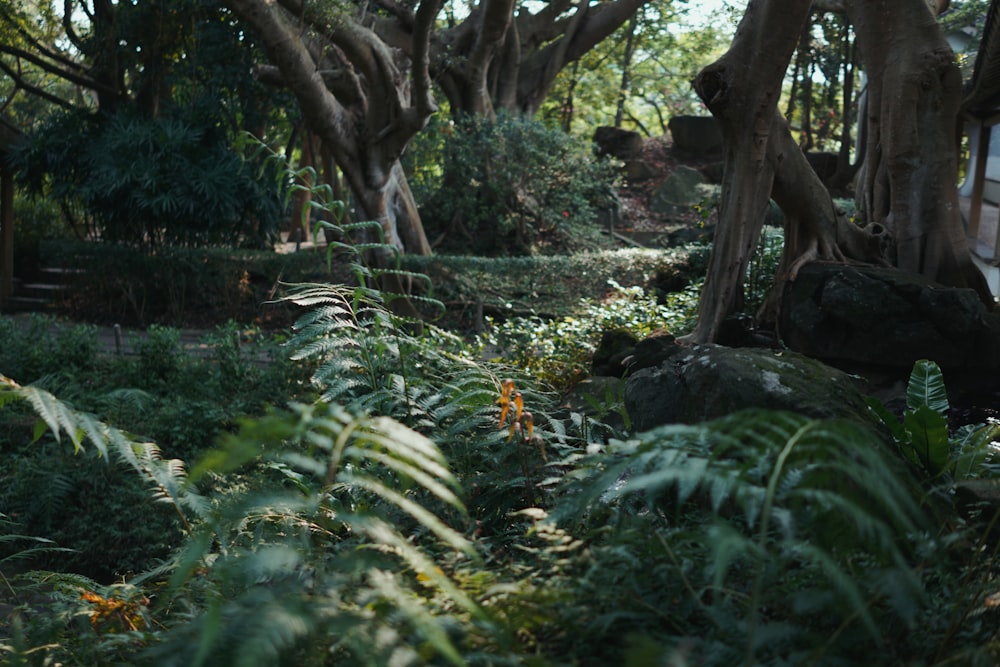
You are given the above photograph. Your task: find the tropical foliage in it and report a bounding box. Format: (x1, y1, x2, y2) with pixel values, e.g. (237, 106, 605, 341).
(3, 193, 999, 663)
(415, 113, 620, 255)
(12, 108, 284, 249)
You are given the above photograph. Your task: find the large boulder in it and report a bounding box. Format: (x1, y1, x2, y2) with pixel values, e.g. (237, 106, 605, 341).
(593, 126, 644, 160)
(781, 263, 1000, 371)
(624, 342, 876, 432)
(650, 166, 708, 216)
(668, 115, 723, 157)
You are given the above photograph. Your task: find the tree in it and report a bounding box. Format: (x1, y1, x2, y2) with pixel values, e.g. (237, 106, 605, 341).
(228, 0, 655, 260)
(226, 0, 437, 258)
(372, 0, 653, 120)
(4, 0, 287, 249)
(540, 6, 731, 135)
(683, 0, 992, 344)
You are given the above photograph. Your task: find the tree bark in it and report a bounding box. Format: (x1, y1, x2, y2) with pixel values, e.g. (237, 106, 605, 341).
(847, 0, 991, 302)
(683, 0, 815, 343)
(686, 0, 990, 345)
(614, 11, 639, 128)
(226, 0, 433, 257)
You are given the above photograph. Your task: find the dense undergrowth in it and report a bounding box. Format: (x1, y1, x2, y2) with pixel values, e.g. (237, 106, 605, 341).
(2, 176, 999, 666)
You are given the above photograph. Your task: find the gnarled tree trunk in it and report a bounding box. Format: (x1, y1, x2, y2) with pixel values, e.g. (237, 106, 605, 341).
(684, 0, 990, 345)
(847, 0, 989, 299)
(227, 0, 434, 258)
(683, 0, 815, 343)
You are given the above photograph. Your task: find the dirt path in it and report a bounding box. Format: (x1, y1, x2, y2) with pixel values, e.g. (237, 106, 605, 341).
(1, 312, 254, 359)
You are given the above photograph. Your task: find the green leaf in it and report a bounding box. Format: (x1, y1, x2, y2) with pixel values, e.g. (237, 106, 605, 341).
(904, 405, 950, 477)
(906, 359, 949, 414)
(864, 395, 906, 441)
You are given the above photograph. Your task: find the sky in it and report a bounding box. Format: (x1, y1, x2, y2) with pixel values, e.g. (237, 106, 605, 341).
(676, 0, 748, 33)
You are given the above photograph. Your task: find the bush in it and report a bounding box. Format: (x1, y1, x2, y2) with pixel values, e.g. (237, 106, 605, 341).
(0, 314, 100, 382)
(38, 239, 336, 327)
(12, 106, 285, 250)
(417, 113, 620, 255)
(484, 278, 701, 388)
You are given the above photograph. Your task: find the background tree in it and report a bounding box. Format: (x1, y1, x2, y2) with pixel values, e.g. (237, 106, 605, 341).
(4, 0, 287, 249)
(372, 0, 654, 120)
(684, 0, 992, 344)
(226, 0, 437, 257)
(227, 0, 657, 258)
(542, 5, 731, 134)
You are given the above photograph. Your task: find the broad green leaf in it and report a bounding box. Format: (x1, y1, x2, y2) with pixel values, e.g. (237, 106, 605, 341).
(864, 396, 907, 441)
(906, 359, 949, 414)
(904, 405, 950, 476)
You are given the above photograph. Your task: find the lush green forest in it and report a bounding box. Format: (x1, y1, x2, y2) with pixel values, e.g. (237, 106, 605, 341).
(2, 1, 1000, 665)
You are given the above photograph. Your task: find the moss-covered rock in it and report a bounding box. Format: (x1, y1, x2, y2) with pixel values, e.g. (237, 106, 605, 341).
(624, 342, 878, 433)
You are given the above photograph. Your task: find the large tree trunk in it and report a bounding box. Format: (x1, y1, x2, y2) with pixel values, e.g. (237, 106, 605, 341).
(847, 0, 991, 301)
(682, 0, 815, 343)
(685, 0, 990, 345)
(228, 0, 434, 258)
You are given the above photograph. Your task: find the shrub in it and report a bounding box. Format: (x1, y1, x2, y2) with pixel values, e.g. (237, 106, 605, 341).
(12, 106, 285, 250)
(484, 278, 702, 388)
(418, 113, 620, 255)
(38, 239, 334, 327)
(0, 314, 100, 382)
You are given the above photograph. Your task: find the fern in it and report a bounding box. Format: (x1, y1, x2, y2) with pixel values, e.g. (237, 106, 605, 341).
(0, 373, 206, 531)
(149, 401, 501, 666)
(555, 409, 931, 665)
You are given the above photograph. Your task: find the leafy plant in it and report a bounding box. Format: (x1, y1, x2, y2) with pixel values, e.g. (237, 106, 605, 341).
(0, 373, 206, 580)
(419, 112, 620, 255)
(0, 314, 99, 382)
(12, 105, 284, 250)
(744, 225, 784, 314)
(146, 401, 510, 667)
(484, 278, 701, 388)
(553, 410, 932, 665)
(868, 359, 1000, 479)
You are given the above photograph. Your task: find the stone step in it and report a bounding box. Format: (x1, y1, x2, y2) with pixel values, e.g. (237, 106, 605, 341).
(38, 266, 87, 278)
(4, 294, 53, 313)
(5, 266, 87, 313)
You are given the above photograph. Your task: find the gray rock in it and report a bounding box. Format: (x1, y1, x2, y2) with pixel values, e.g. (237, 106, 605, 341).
(650, 166, 707, 216)
(624, 159, 658, 181)
(780, 263, 1000, 370)
(668, 116, 723, 157)
(624, 343, 875, 432)
(592, 328, 639, 377)
(700, 161, 725, 184)
(593, 126, 644, 160)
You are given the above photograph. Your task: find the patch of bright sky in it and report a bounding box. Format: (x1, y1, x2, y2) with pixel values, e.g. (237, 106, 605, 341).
(674, 0, 748, 33)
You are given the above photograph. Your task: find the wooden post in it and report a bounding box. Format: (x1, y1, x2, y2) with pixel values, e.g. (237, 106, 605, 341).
(968, 122, 991, 244)
(0, 161, 13, 312)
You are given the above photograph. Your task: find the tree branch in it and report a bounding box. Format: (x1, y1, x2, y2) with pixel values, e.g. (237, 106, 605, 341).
(225, 0, 353, 161)
(0, 5, 87, 75)
(0, 43, 116, 96)
(516, 0, 651, 114)
(411, 0, 441, 120)
(0, 60, 76, 109)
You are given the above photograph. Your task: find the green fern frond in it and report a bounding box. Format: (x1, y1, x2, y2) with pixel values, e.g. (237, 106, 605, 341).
(558, 409, 931, 663)
(0, 377, 204, 531)
(364, 568, 466, 667)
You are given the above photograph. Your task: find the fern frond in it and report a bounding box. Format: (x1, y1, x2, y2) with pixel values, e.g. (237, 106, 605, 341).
(0, 380, 205, 530)
(343, 476, 471, 555)
(365, 568, 466, 667)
